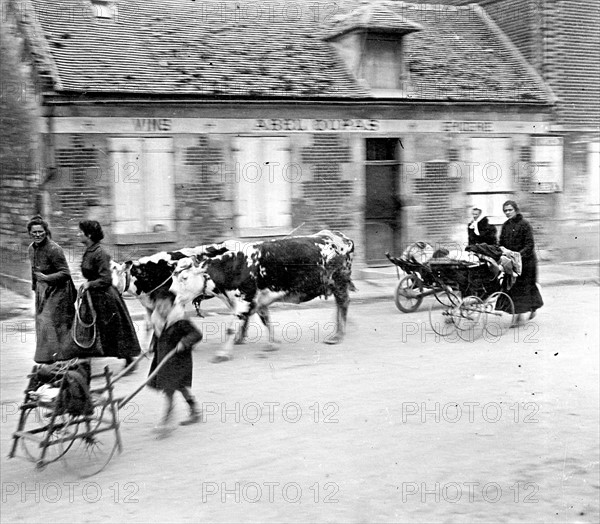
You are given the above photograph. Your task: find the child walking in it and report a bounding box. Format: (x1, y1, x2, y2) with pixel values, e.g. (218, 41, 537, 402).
(148, 289, 203, 431)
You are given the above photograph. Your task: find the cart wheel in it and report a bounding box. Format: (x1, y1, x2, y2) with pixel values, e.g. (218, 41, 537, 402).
(483, 292, 515, 337)
(428, 291, 460, 336)
(434, 286, 462, 307)
(20, 405, 77, 466)
(454, 296, 486, 341)
(62, 403, 120, 478)
(395, 274, 424, 313)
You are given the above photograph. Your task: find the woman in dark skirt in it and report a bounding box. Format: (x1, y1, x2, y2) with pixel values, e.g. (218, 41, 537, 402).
(499, 201, 544, 323)
(27, 216, 77, 363)
(78, 220, 141, 370)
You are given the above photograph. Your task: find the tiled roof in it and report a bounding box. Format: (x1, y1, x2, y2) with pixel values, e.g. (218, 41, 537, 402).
(17, 0, 553, 103)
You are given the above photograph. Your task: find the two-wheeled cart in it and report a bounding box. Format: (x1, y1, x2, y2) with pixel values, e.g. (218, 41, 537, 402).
(8, 359, 122, 477)
(8, 348, 177, 477)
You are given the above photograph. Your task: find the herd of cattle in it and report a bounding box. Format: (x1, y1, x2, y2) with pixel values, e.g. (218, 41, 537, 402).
(110, 231, 356, 362)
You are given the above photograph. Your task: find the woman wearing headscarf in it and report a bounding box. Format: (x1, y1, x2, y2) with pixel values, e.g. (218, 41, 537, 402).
(77, 220, 141, 370)
(499, 200, 544, 322)
(27, 215, 77, 363)
(467, 206, 497, 246)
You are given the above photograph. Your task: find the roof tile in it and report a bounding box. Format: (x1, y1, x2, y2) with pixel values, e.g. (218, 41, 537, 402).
(17, 0, 551, 103)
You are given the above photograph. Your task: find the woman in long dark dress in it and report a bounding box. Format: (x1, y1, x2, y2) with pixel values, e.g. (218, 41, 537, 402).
(27, 216, 77, 363)
(499, 201, 544, 323)
(78, 220, 141, 370)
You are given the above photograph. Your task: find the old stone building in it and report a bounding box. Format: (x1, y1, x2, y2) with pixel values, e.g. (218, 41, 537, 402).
(2, 0, 564, 289)
(442, 0, 600, 260)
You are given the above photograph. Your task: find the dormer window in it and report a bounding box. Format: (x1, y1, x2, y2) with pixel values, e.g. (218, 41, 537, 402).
(359, 34, 404, 90)
(323, 1, 423, 96)
(91, 0, 117, 19)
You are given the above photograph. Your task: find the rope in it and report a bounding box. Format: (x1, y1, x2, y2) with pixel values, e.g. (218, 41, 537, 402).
(72, 287, 97, 349)
(145, 274, 174, 297)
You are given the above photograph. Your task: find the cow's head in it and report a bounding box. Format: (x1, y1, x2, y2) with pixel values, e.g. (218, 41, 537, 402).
(127, 254, 176, 296)
(170, 256, 211, 305)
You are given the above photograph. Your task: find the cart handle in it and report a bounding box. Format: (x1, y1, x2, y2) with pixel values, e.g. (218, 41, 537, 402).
(118, 348, 178, 409)
(110, 350, 152, 385)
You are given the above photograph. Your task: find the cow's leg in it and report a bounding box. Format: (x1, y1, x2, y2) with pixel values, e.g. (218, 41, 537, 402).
(255, 290, 288, 352)
(234, 304, 257, 344)
(256, 306, 280, 351)
(325, 286, 350, 345)
(212, 299, 253, 363)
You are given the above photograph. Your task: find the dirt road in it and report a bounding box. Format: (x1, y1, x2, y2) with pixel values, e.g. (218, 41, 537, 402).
(1, 285, 598, 523)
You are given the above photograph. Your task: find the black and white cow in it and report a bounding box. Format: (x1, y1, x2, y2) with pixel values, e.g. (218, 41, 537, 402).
(170, 230, 355, 362)
(111, 243, 234, 328)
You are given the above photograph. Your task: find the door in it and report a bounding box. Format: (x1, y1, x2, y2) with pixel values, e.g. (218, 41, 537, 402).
(365, 138, 401, 265)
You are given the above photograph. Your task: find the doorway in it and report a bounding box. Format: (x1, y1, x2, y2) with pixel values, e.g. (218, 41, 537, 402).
(365, 138, 402, 265)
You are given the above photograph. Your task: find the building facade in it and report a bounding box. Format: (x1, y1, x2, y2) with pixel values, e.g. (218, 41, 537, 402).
(2, 0, 564, 288)
(442, 0, 600, 260)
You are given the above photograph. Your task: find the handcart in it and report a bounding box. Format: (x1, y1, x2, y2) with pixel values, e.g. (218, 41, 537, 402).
(426, 257, 516, 340)
(385, 242, 460, 313)
(8, 359, 122, 477)
(8, 348, 178, 477)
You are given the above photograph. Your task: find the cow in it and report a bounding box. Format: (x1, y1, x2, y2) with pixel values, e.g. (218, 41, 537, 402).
(111, 243, 235, 329)
(170, 230, 356, 362)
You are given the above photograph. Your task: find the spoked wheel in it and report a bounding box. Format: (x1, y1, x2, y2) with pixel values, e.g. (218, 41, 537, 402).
(20, 405, 77, 467)
(62, 403, 120, 478)
(428, 291, 461, 336)
(454, 296, 486, 341)
(395, 274, 424, 313)
(434, 286, 462, 307)
(483, 291, 516, 337)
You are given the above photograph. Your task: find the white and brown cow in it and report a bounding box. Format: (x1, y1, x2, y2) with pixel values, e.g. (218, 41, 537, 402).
(170, 230, 355, 362)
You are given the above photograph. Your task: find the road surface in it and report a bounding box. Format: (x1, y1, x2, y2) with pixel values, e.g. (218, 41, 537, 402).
(1, 284, 598, 523)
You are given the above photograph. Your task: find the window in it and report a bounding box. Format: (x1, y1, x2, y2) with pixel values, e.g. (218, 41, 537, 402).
(109, 137, 175, 235)
(467, 137, 514, 225)
(531, 136, 563, 193)
(359, 35, 403, 90)
(234, 137, 292, 236)
(91, 0, 117, 19)
(366, 137, 399, 161)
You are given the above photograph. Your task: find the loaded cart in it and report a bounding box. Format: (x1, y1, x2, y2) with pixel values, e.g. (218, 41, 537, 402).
(8, 359, 122, 477)
(385, 242, 460, 313)
(386, 241, 517, 340)
(8, 348, 178, 477)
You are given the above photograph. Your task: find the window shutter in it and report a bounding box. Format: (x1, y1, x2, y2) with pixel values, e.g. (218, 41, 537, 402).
(109, 138, 144, 234)
(143, 138, 175, 231)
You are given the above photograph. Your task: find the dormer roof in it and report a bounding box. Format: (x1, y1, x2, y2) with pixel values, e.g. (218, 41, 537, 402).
(323, 1, 424, 40)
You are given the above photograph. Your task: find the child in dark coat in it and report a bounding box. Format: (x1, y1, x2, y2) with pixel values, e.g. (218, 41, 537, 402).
(148, 289, 203, 430)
